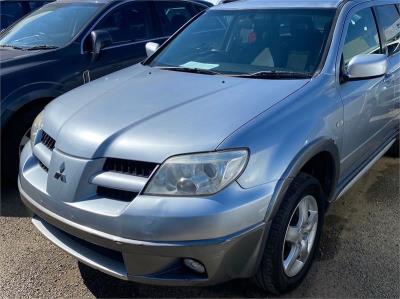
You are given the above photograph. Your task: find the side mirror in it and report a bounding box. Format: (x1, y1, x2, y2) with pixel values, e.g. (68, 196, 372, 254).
(345, 54, 387, 81)
(145, 42, 159, 57)
(90, 30, 112, 62)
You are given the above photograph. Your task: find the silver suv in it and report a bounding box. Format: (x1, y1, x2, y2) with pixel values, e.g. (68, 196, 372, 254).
(19, 0, 399, 294)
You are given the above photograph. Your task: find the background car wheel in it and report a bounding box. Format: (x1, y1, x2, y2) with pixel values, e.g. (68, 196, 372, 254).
(1, 106, 44, 185)
(253, 173, 325, 294)
(385, 137, 399, 158)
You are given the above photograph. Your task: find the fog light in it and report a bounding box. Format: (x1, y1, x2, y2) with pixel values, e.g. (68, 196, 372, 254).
(183, 258, 206, 274)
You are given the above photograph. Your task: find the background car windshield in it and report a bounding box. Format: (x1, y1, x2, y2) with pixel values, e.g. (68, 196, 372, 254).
(0, 3, 102, 49)
(149, 9, 336, 75)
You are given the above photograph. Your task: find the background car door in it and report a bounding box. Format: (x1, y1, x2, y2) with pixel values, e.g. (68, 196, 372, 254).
(87, 1, 160, 80)
(338, 7, 391, 178)
(374, 4, 400, 119)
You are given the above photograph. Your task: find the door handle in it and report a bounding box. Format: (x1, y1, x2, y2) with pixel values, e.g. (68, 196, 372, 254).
(83, 70, 91, 84)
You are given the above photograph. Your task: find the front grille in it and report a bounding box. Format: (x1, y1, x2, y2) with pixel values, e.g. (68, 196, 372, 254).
(103, 158, 157, 178)
(39, 161, 49, 172)
(97, 186, 138, 202)
(41, 131, 55, 151)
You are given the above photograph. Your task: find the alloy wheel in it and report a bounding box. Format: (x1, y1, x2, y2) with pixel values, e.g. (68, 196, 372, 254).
(282, 195, 319, 277)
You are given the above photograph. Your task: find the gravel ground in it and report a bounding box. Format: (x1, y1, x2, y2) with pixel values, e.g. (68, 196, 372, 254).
(0, 157, 399, 298)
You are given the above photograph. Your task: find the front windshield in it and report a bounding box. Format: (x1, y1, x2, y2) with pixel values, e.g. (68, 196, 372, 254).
(0, 3, 103, 49)
(149, 9, 336, 76)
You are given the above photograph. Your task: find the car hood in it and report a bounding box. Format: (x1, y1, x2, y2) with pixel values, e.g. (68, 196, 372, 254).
(45, 64, 309, 163)
(0, 47, 38, 62)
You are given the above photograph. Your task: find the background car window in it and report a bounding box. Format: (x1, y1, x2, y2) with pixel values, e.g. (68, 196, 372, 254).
(0, 3, 102, 48)
(0, 2, 25, 29)
(342, 8, 381, 65)
(28, 1, 49, 10)
(375, 5, 400, 56)
(154, 1, 197, 36)
(95, 2, 154, 45)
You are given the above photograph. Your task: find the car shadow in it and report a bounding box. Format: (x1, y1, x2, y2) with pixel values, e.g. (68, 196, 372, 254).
(78, 262, 273, 298)
(0, 178, 30, 217)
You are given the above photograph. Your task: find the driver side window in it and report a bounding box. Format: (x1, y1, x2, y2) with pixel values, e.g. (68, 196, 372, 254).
(342, 7, 382, 68)
(94, 1, 155, 46)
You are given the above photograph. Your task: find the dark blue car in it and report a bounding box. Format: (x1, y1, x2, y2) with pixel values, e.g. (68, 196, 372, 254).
(0, 0, 211, 182)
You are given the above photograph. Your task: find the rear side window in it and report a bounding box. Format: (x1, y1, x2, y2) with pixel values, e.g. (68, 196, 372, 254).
(0, 1, 25, 29)
(154, 1, 198, 36)
(375, 5, 400, 56)
(95, 1, 155, 45)
(342, 8, 381, 65)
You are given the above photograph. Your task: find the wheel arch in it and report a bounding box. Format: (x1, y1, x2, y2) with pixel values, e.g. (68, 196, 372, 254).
(266, 137, 340, 221)
(2, 96, 55, 131)
(1, 83, 63, 128)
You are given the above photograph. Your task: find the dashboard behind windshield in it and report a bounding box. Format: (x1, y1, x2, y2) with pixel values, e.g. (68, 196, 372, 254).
(149, 9, 336, 76)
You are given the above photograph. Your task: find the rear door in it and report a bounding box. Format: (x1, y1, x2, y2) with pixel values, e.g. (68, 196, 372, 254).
(87, 1, 160, 80)
(153, 0, 206, 37)
(374, 4, 400, 120)
(0, 1, 26, 29)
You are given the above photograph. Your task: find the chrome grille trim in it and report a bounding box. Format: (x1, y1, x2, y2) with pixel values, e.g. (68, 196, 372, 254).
(90, 172, 148, 193)
(33, 143, 52, 168)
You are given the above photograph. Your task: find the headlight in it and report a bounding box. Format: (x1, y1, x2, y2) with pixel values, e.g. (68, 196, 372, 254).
(144, 149, 248, 196)
(30, 111, 44, 147)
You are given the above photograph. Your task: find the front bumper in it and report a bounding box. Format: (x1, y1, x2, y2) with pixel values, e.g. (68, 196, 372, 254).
(19, 142, 276, 285)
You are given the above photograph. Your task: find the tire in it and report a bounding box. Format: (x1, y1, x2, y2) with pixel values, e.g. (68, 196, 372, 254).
(253, 173, 325, 294)
(386, 137, 399, 158)
(1, 106, 44, 185)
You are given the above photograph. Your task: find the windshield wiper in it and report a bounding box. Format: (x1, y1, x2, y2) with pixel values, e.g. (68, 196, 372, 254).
(0, 44, 26, 50)
(25, 45, 59, 50)
(235, 70, 312, 79)
(156, 66, 221, 76)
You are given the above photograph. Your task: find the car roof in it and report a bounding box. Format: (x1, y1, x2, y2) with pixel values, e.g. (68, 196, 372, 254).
(212, 0, 366, 9)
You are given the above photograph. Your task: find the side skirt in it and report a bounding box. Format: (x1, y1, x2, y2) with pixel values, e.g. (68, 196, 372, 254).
(333, 138, 396, 202)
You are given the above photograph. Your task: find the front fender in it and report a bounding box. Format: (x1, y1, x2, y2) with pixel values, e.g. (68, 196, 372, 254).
(217, 75, 343, 216)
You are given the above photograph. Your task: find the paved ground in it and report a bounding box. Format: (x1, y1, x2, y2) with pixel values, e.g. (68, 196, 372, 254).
(0, 157, 399, 298)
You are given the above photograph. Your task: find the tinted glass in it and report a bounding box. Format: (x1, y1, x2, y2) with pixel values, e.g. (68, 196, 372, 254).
(0, 2, 25, 29)
(342, 8, 381, 65)
(95, 2, 154, 45)
(375, 5, 400, 56)
(154, 1, 200, 36)
(0, 3, 102, 48)
(149, 9, 335, 75)
(28, 1, 50, 10)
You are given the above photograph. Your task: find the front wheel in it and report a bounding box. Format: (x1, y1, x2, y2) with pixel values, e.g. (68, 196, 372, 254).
(253, 173, 325, 294)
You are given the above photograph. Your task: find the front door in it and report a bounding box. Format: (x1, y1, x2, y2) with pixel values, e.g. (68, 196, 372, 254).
(338, 6, 392, 178)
